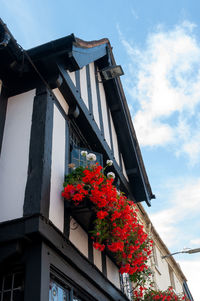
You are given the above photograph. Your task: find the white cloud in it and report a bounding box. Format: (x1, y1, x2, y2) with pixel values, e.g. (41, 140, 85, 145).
(190, 238, 200, 246)
(119, 20, 200, 300)
(121, 21, 200, 164)
(178, 260, 200, 301)
(145, 176, 200, 300)
(149, 177, 200, 247)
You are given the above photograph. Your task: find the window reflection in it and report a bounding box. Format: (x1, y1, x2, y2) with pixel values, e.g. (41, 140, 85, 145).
(49, 280, 68, 301)
(49, 278, 83, 301)
(71, 147, 103, 169)
(120, 273, 133, 300)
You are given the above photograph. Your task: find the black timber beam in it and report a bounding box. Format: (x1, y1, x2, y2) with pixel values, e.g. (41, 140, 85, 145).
(27, 34, 75, 62)
(24, 243, 50, 301)
(24, 87, 53, 217)
(102, 77, 152, 206)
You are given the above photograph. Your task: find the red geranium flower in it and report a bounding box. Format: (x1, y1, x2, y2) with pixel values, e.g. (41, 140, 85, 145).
(97, 210, 108, 219)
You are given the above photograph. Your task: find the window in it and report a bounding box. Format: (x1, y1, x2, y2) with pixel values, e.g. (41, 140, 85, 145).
(153, 246, 161, 275)
(69, 121, 88, 149)
(71, 147, 103, 168)
(168, 265, 175, 290)
(153, 245, 158, 267)
(49, 273, 93, 301)
(120, 273, 133, 300)
(0, 271, 24, 301)
(69, 121, 103, 169)
(49, 279, 84, 301)
(49, 279, 68, 300)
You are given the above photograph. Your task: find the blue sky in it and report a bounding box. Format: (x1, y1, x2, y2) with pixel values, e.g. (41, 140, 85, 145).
(1, 0, 200, 299)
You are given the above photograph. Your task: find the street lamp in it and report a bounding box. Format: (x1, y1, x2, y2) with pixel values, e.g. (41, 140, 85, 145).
(97, 65, 124, 82)
(162, 247, 200, 259)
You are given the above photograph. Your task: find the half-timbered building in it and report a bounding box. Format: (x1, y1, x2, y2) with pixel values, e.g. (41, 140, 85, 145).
(0, 19, 192, 301)
(0, 18, 155, 301)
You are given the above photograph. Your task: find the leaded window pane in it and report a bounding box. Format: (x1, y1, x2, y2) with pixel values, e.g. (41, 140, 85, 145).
(71, 147, 103, 169)
(0, 272, 24, 301)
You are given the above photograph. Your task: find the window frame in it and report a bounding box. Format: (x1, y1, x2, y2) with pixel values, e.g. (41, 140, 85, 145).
(50, 267, 95, 301)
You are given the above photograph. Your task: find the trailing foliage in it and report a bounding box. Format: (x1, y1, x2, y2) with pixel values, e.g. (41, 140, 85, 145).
(62, 153, 153, 284)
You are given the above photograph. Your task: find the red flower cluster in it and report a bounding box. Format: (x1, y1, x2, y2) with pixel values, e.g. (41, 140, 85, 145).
(62, 164, 153, 280)
(62, 183, 88, 205)
(93, 242, 105, 251)
(134, 286, 186, 301)
(97, 210, 108, 219)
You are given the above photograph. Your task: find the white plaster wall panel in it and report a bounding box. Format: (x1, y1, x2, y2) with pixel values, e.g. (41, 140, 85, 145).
(98, 75, 111, 147)
(53, 88, 69, 115)
(80, 66, 89, 108)
(93, 248, 102, 271)
(49, 104, 66, 231)
(106, 256, 120, 289)
(121, 154, 129, 181)
(89, 63, 100, 128)
(154, 246, 171, 290)
(68, 70, 76, 86)
(0, 90, 35, 222)
(69, 218, 88, 258)
(110, 111, 120, 165)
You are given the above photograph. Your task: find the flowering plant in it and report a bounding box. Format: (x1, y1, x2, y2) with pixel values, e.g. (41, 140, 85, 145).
(133, 286, 185, 301)
(62, 152, 153, 283)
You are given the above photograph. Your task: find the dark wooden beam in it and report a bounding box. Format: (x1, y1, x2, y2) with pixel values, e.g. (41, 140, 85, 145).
(24, 87, 54, 217)
(102, 77, 152, 206)
(24, 243, 50, 301)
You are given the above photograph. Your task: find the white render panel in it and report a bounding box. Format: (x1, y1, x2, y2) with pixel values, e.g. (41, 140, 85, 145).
(0, 90, 35, 222)
(98, 75, 111, 147)
(49, 104, 66, 232)
(121, 154, 128, 181)
(69, 218, 88, 258)
(93, 248, 102, 271)
(106, 256, 120, 289)
(110, 111, 120, 165)
(80, 66, 89, 108)
(53, 88, 69, 115)
(89, 63, 100, 128)
(68, 70, 76, 86)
